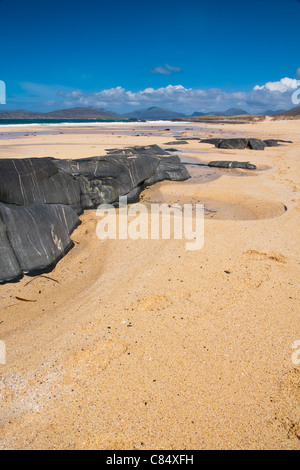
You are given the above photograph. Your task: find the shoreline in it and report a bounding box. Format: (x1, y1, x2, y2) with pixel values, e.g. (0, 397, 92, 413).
(0, 119, 299, 450)
(0, 120, 194, 128)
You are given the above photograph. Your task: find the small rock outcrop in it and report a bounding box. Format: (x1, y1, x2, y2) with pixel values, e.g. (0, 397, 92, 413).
(200, 138, 292, 150)
(208, 161, 256, 170)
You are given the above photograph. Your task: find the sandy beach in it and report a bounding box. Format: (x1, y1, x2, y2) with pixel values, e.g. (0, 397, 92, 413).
(0, 119, 299, 450)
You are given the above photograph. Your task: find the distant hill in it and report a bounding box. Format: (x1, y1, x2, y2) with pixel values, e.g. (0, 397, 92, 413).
(257, 109, 286, 116)
(191, 108, 249, 117)
(43, 107, 122, 119)
(272, 106, 300, 117)
(219, 108, 249, 116)
(122, 107, 187, 120)
(259, 109, 287, 116)
(0, 107, 123, 120)
(3, 105, 296, 121)
(0, 110, 43, 119)
(190, 112, 206, 117)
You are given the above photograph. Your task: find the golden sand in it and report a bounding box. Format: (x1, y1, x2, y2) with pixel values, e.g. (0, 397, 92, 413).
(0, 120, 299, 449)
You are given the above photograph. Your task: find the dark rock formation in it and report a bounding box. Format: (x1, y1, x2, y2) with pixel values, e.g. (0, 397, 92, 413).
(200, 138, 292, 149)
(57, 145, 190, 207)
(217, 138, 249, 149)
(199, 138, 223, 146)
(0, 145, 190, 283)
(0, 158, 81, 211)
(0, 203, 80, 283)
(175, 137, 203, 141)
(164, 140, 189, 145)
(0, 214, 23, 283)
(208, 161, 257, 170)
(263, 139, 280, 147)
(263, 139, 293, 147)
(247, 138, 266, 150)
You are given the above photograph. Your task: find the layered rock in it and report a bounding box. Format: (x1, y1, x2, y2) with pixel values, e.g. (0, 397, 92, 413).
(208, 161, 257, 170)
(200, 138, 292, 150)
(0, 146, 190, 283)
(0, 203, 80, 283)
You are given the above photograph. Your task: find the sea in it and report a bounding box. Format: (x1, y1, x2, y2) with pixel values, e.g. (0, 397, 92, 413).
(0, 119, 131, 126)
(0, 119, 183, 127)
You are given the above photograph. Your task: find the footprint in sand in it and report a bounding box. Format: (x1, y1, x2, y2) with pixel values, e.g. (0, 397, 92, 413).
(63, 338, 129, 385)
(243, 250, 288, 264)
(130, 290, 192, 313)
(137, 294, 173, 312)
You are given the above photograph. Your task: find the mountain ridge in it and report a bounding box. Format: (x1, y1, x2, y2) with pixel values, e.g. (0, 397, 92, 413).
(272, 106, 300, 117)
(191, 108, 249, 117)
(122, 107, 187, 120)
(0, 105, 297, 121)
(0, 107, 123, 120)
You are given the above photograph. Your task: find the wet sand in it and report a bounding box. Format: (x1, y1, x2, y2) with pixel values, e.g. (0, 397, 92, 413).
(0, 119, 299, 449)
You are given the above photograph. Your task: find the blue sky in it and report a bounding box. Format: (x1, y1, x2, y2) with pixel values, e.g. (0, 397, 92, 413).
(0, 0, 299, 113)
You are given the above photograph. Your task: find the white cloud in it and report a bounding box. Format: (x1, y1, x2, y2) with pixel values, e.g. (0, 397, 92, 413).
(151, 66, 172, 75)
(57, 78, 300, 114)
(165, 64, 182, 73)
(150, 64, 182, 75)
(253, 77, 299, 93)
(6, 76, 299, 113)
